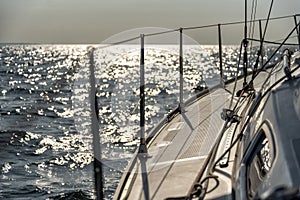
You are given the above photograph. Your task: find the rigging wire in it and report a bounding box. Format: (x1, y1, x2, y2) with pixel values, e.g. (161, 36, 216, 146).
(96, 36, 140, 49)
(262, 0, 274, 42)
(248, 0, 258, 70)
(251, 21, 300, 89)
(95, 15, 295, 48)
(229, 42, 243, 109)
(144, 28, 180, 37)
(249, 0, 258, 48)
(247, 37, 299, 46)
(251, 0, 274, 82)
(182, 15, 294, 31)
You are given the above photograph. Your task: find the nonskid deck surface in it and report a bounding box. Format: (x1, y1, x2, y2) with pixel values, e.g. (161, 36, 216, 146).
(124, 87, 231, 199)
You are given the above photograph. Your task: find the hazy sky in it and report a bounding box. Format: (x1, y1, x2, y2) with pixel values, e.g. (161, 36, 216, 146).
(1, 0, 300, 44)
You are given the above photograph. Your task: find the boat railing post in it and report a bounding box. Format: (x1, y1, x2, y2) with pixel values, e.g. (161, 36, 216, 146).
(139, 34, 147, 154)
(218, 24, 224, 88)
(293, 15, 300, 50)
(138, 34, 150, 200)
(89, 47, 104, 200)
(179, 28, 184, 112)
(259, 20, 264, 67)
(243, 0, 248, 87)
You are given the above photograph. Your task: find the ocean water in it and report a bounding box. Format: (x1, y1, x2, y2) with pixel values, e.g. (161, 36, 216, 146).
(0, 44, 285, 199)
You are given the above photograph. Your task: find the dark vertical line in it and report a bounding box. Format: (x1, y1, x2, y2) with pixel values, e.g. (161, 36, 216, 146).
(262, 0, 274, 40)
(259, 20, 264, 68)
(179, 28, 184, 111)
(218, 24, 224, 87)
(259, 20, 263, 48)
(244, 0, 248, 41)
(89, 48, 104, 200)
(138, 34, 150, 200)
(243, 0, 248, 86)
(139, 34, 147, 153)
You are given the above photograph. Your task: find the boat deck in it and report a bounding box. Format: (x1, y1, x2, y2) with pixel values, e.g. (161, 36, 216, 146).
(117, 70, 271, 200)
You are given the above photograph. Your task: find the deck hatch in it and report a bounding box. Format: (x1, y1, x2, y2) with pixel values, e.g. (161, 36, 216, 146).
(167, 122, 184, 131)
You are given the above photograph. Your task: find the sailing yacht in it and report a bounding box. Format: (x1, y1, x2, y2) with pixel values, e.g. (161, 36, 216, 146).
(91, 1, 300, 199)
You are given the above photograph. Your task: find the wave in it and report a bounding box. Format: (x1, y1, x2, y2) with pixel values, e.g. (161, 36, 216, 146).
(0, 185, 92, 200)
(0, 185, 48, 199)
(49, 190, 93, 200)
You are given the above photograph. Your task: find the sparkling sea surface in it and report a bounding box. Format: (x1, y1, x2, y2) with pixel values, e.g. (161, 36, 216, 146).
(0, 44, 285, 199)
